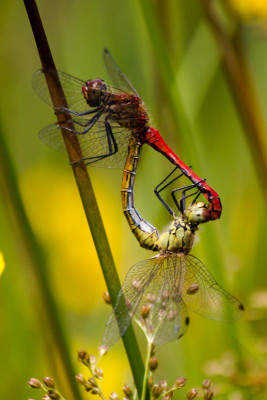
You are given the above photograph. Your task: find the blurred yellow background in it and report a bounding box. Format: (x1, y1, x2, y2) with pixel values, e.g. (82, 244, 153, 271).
(1, 1, 267, 399)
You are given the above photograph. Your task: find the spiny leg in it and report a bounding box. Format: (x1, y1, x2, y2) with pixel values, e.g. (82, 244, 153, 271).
(154, 166, 187, 215)
(172, 179, 206, 214)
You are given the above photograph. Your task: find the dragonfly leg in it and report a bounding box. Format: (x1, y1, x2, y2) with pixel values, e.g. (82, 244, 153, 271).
(154, 166, 188, 215)
(172, 179, 206, 214)
(61, 110, 104, 135)
(55, 105, 102, 117)
(77, 121, 118, 166)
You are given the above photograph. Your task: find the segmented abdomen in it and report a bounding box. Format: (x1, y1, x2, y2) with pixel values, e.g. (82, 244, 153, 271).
(121, 135, 159, 250)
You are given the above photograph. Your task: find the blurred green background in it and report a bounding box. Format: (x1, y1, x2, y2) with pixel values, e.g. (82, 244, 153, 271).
(1, 0, 267, 399)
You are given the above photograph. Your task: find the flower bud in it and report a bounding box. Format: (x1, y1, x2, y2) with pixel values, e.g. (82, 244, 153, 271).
(141, 305, 151, 319)
(77, 350, 90, 364)
(47, 390, 60, 399)
(42, 395, 50, 400)
(202, 379, 211, 390)
(99, 345, 108, 356)
(186, 284, 199, 295)
(94, 367, 103, 379)
(88, 377, 98, 388)
(149, 357, 158, 371)
(187, 388, 198, 399)
(158, 380, 167, 391)
(152, 384, 163, 398)
(148, 377, 154, 389)
(174, 377, 187, 388)
(109, 392, 119, 400)
(43, 377, 55, 388)
(204, 390, 214, 400)
(123, 385, 132, 398)
(151, 343, 156, 356)
(102, 291, 111, 304)
(75, 374, 86, 385)
(28, 378, 42, 388)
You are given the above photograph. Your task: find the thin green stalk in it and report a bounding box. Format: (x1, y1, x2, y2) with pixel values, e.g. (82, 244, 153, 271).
(201, 0, 267, 204)
(141, 340, 153, 400)
(0, 121, 82, 400)
(137, 0, 197, 163)
(23, 0, 146, 398)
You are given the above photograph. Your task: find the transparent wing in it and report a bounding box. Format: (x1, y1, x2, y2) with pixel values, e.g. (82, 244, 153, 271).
(103, 48, 139, 96)
(39, 120, 131, 168)
(181, 254, 244, 321)
(102, 255, 165, 348)
(102, 255, 190, 348)
(145, 255, 190, 346)
(32, 68, 90, 112)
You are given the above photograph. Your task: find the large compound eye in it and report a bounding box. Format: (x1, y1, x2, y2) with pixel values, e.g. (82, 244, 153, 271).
(187, 203, 211, 224)
(83, 79, 106, 107)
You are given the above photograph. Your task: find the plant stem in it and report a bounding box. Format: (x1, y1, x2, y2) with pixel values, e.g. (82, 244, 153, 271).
(141, 340, 153, 400)
(23, 0, 145, 397)
(201, 0, 267, 204)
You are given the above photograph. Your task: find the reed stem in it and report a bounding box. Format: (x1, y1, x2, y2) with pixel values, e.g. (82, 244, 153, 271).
(23, 0, 145, 398)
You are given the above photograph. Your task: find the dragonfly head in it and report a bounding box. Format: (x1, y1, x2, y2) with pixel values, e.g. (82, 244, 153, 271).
(82, 79, 107, 107)
(185, 202, 211, 226)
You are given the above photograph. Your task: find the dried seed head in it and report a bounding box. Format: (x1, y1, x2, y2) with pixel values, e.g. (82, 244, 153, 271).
(186, 284, 199, 295)
(162, 394, 173, 400)
(99, 345, 108, 356)
(132, 280, 142, 290)
(147, 294, 156, 303)
(47, 390, 60, 400)
(152, 384, 163, 398)
(141, 305, 151, 319)
(28, 378, 42, 389)
(158, 380, 167, 391)
(102, 291, 112, 304)
(43, 377, 55, 388)
(162, 290, 170, 300)
(148, 377, 154, 389)
(123, 385, 132, 398)
(77, 350, 90, 364)
(187, 388, 198, 399)
(174, 377, 187, 388)
(94, 367, 103, 379)
(204, 390, 214, 400)
(109, 392, 119, 400)
(149, 357, 159, 371)
(75, 374, 87, 385)
(202, 379, 211, 390)
(168, 310, 177, 321)
(88, 377, 98, 388)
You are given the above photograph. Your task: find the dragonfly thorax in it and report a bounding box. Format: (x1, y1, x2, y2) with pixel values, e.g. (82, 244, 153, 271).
(82, 79, 107, 107)
(155, 217, 195, 255)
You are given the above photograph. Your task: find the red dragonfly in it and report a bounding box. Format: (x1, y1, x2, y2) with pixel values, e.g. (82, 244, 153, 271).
(32, 49, 222, 220)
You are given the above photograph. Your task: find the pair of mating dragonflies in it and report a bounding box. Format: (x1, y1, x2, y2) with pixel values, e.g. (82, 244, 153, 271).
(33, 49, 243, 346)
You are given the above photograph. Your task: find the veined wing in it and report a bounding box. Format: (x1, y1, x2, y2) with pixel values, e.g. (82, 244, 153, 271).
(102, 254, 190, 348)
(32, 68, 90, 112)
(39, 120, 131, 168)
(180, 254, 244, 321)
(102, 255, 165, 348)
(103, 48, 139, 97)
(145, 255, 190, 346)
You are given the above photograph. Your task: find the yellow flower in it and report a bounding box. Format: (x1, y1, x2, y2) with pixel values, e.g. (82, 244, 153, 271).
(229, 0, 267, 19)
(0, 252, 5, 276)
(21, 164, 123, 312)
